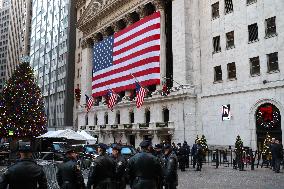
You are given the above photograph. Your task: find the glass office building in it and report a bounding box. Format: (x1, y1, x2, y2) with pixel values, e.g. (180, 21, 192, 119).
(29, 0, 76, 129)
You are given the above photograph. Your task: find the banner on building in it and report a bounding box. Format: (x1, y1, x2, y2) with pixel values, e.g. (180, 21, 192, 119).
(222, 104, 231, 121)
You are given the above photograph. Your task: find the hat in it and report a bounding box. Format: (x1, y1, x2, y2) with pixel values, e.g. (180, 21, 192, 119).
(18, 142, 32, 152)
(154, 144, 163, 149)
(164, 144, 171, 150)
(97, 143, 108, 150)
(112, 144, 121, 151)
(139, 140, 152, 148)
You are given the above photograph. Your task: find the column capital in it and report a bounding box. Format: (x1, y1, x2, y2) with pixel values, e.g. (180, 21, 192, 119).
(125, 14, 135, 26)
(152, 0, 165, 10)
(81, 38, 93, 49)
(136, 6, 147, 18)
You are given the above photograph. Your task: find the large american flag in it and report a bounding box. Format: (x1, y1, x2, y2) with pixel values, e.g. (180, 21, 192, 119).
(92, 12, 161, 97)
(135, 82, 147, 108)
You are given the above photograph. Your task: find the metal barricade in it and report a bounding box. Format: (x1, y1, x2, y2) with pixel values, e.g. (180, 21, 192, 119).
(38, 160, 60, 189)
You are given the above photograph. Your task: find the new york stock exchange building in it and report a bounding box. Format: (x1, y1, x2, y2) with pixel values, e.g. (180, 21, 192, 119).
(75, 0, 284, 149)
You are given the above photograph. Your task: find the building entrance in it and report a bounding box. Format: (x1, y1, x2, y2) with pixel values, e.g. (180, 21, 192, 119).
(256, 103, 281, 150)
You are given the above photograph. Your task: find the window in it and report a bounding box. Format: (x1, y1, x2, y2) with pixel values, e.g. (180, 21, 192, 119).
(212, 2, 219, 19)
(265, 17, 276, 37)
(225, 0, 233, 14)
(227, 62, 236, 79)
(145, 109, 150, 123)
(129, 111, 134, 123)
(226, 31, 234, 49)
(214, 66, 222, 82)
(116, 111, 120, 124)
(213, 36, 221, 53)
(247, 0, 257, 5)
(267, 52, 279, 72)
(94, 115, 98, 125)
(163, 108, 169, 123)
(104, 112, 108, 124)
(250, 57, 260, 76)
(248, 23, 258, 42)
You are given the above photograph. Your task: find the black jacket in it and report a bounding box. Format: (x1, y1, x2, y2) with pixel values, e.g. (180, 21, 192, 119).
(111, 154, 127, 189)
(56, 159, 85, 189)
(163, 152, 178, 186)
(87, 154, 116, 189)
(127, 152, 163, 189)
(0, 158, 47, 189)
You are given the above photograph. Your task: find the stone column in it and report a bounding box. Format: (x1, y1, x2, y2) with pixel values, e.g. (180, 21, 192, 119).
(80, 38, 93, 106)
(153, 0, 166, 89)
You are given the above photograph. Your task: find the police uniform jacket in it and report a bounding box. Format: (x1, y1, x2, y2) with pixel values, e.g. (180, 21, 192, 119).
(127, 152, 163, 189)
(56, 158, 85, 189)
(111, 154, 127, 189)
(163, 152, 178, 186)
(87, 154, 116, 189)
(0, 158, 47, 189)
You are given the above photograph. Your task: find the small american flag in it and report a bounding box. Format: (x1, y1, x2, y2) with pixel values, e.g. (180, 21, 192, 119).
(135, 82, 147, 108)
(107, 89, 117, 110)
(92, 12, 160, 97)
(85, 94, 94, 112)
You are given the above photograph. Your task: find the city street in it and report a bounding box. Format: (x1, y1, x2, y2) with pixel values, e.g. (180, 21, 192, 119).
(176, 165, 284, 189)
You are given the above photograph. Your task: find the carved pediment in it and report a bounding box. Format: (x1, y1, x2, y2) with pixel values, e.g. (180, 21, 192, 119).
(77, 0, 152, 37)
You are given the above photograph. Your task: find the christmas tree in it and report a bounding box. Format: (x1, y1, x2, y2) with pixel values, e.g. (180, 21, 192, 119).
(262, 133, 272, 158)
(195, 135, 199, 143)
(0, 62, 47, 138)
(235, 135, 243, 152)
(200, 135, 208, 152)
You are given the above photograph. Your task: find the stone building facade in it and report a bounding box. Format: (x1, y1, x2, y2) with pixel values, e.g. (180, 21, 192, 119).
(75, 0, 284, 149)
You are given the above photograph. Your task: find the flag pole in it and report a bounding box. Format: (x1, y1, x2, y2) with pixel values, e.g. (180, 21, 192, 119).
(163, 76, 183, 87)
(130, 73, 149, 92)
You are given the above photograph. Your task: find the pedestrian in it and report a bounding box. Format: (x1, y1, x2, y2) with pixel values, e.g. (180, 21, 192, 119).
(110, 144, 127, 189)
(56, 148, 85, 189)
(162, 144, 178, 189)
(191, 141, 197, 169)
(0, 141, 47, 189)
(273, 140, 283, 173)
(87, 143, 116, 189)
(195, 140, 203, 171)
(176, 143, 186, 171)
(127, 140, 163, 189)
(269, 138, 276, 170)
(183, 141, 190, 168)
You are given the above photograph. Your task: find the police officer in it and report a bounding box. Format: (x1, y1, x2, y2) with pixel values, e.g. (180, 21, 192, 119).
(163, 144, 178, 189)
(56, 148, 85, 189)
(110, 144, 127, 189)
(183, 141, 190, 168)
(127, 140, 163, 189)
(87, 143, 116, 189)
(176, 143, 186, 171)
(0, 141, 48, 189)
(195, 140, 203, 171)
(154, 144, 164, 189)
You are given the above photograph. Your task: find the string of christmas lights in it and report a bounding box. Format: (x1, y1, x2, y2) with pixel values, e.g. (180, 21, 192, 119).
(0, 62, 47, 138)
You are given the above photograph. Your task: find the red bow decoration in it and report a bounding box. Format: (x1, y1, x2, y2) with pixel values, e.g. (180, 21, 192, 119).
(259, 106, 273, 122)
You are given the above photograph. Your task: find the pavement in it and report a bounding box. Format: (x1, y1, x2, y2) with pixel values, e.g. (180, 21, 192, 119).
(1, 165, 284, 189)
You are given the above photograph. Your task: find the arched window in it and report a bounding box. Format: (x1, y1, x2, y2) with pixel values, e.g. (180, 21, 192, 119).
(145, 109, 150, 123)
(116, 111, 120, 124)
(85, 114, 88, 125)
(104, 112, 108, 125)
(94, 115, 98, 125)
(163, 108, 169, 123)
(129, 111, 134, 123)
